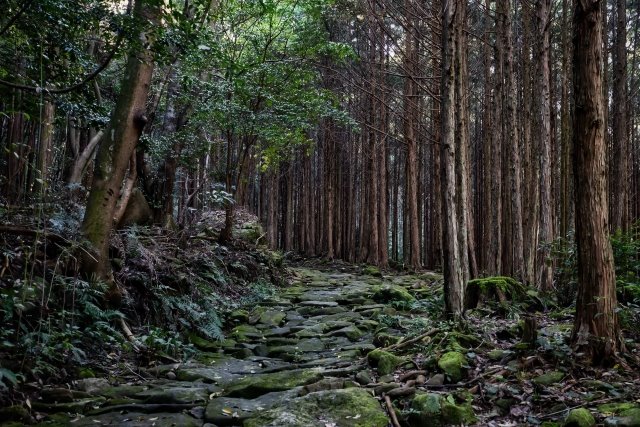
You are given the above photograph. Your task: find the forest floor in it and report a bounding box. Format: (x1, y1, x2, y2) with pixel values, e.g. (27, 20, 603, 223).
(3, 261, 640, 426)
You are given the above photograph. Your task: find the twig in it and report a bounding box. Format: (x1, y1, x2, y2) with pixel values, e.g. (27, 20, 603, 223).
(123, 363, 148, 381)
(538, 397, 617, 419)
(384, 395, 402, 427)
(382, 328, 439, 352)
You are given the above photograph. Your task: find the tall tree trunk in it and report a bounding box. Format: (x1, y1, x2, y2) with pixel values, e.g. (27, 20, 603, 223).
(81, 0, 158, 280)
(571, 0, 622, 362)
(536, 0, 554, 291)
(559, 0, 572, 240)
(611, 0, 629, 231)
(403, 9, 421, 269)
(35, 101, 55, 194)
(441, 0, 465, 316)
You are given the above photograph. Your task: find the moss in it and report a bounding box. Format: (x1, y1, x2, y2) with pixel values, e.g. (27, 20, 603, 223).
(363, 265, 383, 277)
(437, 351, 467, 382)
(230, 324, 262, 342)
(78, 368, 96, 379)
(564, 408, 596, 427)
(373, 332, 402, 348)
(441, 399, 478, 425)
(229, 309, 249, 323)
(598, 402, 639, 415)
(412, 393, 442, 416)
(466, 276, 527, 309)
(613, 408, 640, 426)
(188, 332, 221, 349)
(235, 221, 265, 243)
(224, 368, 323, 398)
(532, 371, 565, 387)
(244, 388, 388, 427)
(367, 349, 404, 375)
(372, 285, 416, 304)
(258, 310, 286, 326)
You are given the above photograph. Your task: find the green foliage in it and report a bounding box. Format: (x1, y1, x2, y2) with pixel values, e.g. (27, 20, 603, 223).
(0, 275, 125, 384)
(139, 326, 196, 359)
(550, 223, 640, 308)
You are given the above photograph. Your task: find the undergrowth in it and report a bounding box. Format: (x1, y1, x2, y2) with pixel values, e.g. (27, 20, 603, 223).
(549, 224, 640, 334)
(0, 206, 287, 397)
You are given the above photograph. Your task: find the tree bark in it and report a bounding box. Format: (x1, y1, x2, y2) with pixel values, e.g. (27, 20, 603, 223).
(536, 0, 554, 291)
(611, 0, 629, 231)
(441, 0, 465, 316)
(81, 0, 159, 280)
(571, 0, 622, 362)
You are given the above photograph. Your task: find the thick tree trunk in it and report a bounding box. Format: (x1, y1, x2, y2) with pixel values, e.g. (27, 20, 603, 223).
(403, 14, 421, 270)
(502, 1, 525, 281)
(571, 0, 622, 362)
(81, 0, 158, 280)
(536, 0, 554, 291)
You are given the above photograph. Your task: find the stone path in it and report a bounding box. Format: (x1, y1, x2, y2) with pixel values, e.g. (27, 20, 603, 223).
(34, 267, 432, 426)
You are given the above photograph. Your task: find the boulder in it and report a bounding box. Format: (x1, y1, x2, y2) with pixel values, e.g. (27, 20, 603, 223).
(243, 387, 388, 427)
(372, 285, 416, 305)
(367, 349, 404, 375)
(565, 408, 596, 427)
(223, 368, 324, 398)
(437, 351, 467, 382)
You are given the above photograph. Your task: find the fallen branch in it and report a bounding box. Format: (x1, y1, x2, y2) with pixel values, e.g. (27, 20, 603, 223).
(399, 370, 427, 382)
(0, 225, 67, 243)
(384, 395, 402, 427)
(383, 328, 439, 352)
(386, 386, 416, 398)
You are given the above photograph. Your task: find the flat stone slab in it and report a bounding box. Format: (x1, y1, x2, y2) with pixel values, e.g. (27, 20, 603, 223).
(242, 387, 388, 427)
(134, 386, 209, 404)
(299, 300, 339, 307)
(223, 368, 324, 399)
(205, 389, 298, 425)
(71, 412, 202, 426)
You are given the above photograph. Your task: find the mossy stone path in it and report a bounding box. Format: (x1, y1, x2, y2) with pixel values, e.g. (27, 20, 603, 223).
(28, 268, 431, 427)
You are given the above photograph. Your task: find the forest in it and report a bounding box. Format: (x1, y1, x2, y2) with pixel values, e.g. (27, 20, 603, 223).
(1, 0, 640, 425)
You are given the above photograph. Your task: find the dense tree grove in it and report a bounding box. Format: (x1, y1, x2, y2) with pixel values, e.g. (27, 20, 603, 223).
(2, 0, 640, 385)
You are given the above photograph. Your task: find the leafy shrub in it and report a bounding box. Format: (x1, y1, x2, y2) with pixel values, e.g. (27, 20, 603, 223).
(550, 223, 640, 306)
(0, 276, 125, 386)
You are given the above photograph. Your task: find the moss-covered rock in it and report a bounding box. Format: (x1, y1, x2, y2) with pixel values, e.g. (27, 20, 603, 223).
(603, 408, 640, 426)
(373, 332, 402, 348)
(244, 388, 388, 427)
(224, 368, 323, 398)
(134, 386, 209, 404)
(598, 403, 640, 415)
(229, 309, 250, 323)
(465, 276, 526, 309)
(441, 398, 477, 425)
(329, 325, 363, 341)
(437, 351, 467, 382)
(372, 285, 416, 304)
(78, 368, 96, 379)
(230, 324, 262, 342)
(363, 265, 383, 277)
(532, 371, 565, 387)
(564, 408, 596, 427)
(188, 332, 229, 350)
(408, 393, 442, 426)
(367, 349, 404, 375)
(258, 310, 286, 326)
